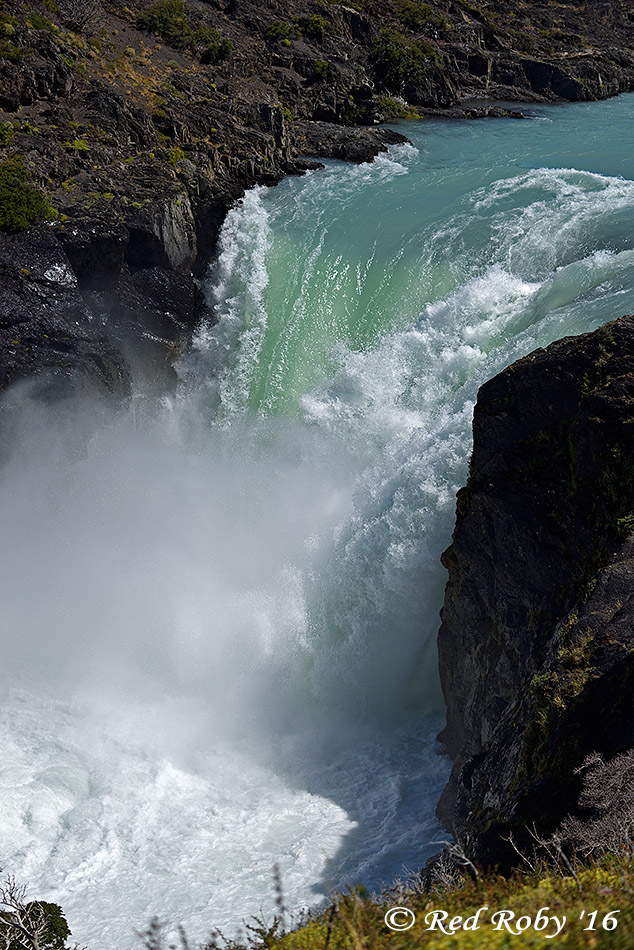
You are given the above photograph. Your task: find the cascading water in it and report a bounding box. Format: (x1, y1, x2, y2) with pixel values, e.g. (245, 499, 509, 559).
(1, 94, 634, 949)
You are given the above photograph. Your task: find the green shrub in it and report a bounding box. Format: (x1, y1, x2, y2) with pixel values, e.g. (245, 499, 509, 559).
(138, 0, 191, 47)
(0, 157, 57, 231)
(27, 12, 57, 31)
(277, 101, 293, 125)
(138, 1, 231, 60)
(395, 0, 432, 29)
(194, 25, 232, 63)
(264, 20, 291, 40)
(394, 0, 453, 33)
(32, 901, 71, 950)
(168, 145, 185, 164)
(371, 27, 441, 87)
(376, 93, 420, 119)
(0, 40, 24, 61)
(313, 59, 328, 79)
(0, 8, 17, 33)
(265, 14, 330, 46)
(295, 14, 328, 39)
(616, 513, 634, 541)
(0, 121, 15, 146)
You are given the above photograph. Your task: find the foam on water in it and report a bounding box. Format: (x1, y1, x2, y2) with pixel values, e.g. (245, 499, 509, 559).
(0, 686, 354, 942)
(2, 96, 634, 949)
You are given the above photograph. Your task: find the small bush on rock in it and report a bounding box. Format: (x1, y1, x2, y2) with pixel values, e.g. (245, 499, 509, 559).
(194, 25, 232, 63)
(27, 11, 58, 31)
(0, 157, 57, 231)
(138, 0, 231, 60)
(295, 14, 328, 39)
(371, 27, 440, 87)
(394, 0, 453, 33)
(0, 121, 15, 146)
(264, 20, 292, 41)
(138, 0, 191, 47)
(0, 40, 24, 62)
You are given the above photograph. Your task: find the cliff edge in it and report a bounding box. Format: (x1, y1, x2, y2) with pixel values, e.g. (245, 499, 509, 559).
(437, 314, 634, 866)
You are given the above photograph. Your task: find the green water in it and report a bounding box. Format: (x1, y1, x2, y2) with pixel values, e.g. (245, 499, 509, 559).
(200, 94, 634, 421)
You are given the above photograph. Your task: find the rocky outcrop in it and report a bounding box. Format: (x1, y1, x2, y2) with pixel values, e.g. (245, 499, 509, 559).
(437, 314, 634, 866)
(0, 227, 128, 400)
(293, 121, 407, 163)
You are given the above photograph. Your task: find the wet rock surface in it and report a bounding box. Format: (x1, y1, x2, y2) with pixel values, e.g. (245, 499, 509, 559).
(293, 121, 408, 162)
(0, 227, 129, 399)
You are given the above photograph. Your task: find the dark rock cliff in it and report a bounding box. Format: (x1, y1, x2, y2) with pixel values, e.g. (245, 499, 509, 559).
(0, 226, 129, 397)
(437, 314, 634, 867)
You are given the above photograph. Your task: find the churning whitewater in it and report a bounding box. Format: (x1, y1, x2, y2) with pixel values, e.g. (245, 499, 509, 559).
(2, 95, 634, 949)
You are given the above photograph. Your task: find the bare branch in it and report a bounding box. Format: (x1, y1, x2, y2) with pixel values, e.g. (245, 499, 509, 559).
(501, 831, 535, 873)
(0, 874, 72, 950)
(0, 876, 48, 950)
(57, 0, 104, 33)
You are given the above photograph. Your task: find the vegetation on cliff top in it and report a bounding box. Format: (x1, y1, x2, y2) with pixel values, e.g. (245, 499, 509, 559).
(7, 849, 634, 950)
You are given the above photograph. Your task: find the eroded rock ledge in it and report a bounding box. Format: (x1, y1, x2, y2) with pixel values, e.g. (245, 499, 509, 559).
(437, 314, 634, 867)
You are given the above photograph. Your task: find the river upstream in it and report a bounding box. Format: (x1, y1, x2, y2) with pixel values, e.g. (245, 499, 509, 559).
(1, 94, 634, 948)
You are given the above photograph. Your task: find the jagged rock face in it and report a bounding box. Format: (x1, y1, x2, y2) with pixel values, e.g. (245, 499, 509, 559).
(437, 314, 634, 865)
(0, 6, 414, 404)
(457, 536, 634, 867)
(292, 122, 408, 163)
(0, 227, 129, 400)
